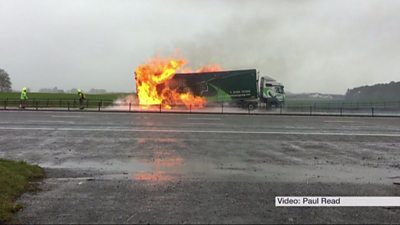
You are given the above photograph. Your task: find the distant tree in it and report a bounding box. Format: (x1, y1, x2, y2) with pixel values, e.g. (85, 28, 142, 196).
(0, 68, 12, 92)
(67, 88, 79, 93)
(53, 86, 64, 93)
(39, 86, 64, 93)
(345, 81, 400, 101)
(88, 88, 107, 94)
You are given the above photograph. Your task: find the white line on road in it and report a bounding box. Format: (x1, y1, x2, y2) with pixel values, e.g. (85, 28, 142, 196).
(0, 126, 399, 137)
(187, 117, 221, 121)
(324, 120, 356, 123)
(51, 115, 83, 118)
(27, 120, 75, 123)
(183, 122, 224, 126)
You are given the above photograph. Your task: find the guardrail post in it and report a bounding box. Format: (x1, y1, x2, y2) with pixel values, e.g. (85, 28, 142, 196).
(248, 105, 250, 115)
(4, 98, 7, 110)
(98, 101, 101, 111)
(129, 102, 131, 112)
(340, 107, 343, 116)
(372, 107, 374, 117)
(190, 104, 192, 113)
(35, 100, 38, 110)
(309, 106, 312, 116)
(159, 104, 162, 113)
(221, 103, 224, 114)
(280, 104, 282, 114)
(68, 102, 70, 111)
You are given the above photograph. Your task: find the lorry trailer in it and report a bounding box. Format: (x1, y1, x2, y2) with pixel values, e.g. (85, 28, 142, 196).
(169, 69, 285, 109)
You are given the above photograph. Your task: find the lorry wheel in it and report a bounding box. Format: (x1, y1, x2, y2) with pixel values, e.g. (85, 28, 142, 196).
(248, 104, 256, 111)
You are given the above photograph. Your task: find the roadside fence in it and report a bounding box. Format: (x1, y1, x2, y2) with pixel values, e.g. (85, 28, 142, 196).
(1, 98, 400, 117)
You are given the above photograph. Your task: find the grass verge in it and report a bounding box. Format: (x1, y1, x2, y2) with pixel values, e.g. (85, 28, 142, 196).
(0, 159, 44, 223)
(0, 92, 131, 101)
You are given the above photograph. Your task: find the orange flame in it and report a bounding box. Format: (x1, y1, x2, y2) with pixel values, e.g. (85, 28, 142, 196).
(135, 55, 221, 109)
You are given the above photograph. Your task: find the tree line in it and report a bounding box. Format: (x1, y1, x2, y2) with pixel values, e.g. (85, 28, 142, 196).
(0, 68, 108, 94)
(345, 81, 400, 102)
(0, 69, 12, 92)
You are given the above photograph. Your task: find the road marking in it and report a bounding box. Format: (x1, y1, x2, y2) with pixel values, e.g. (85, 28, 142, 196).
(183, 122, 224, 126)
(324, 120, 355, 123)
(187, 117, 221, 120)
(0, 126, 399, 137)
(27, 120, 75, 123)
(51, 115, 83, 118)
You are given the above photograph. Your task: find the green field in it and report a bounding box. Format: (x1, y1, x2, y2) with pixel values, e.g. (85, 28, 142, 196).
(0, 159, 44, 222)
(0, 92, 398, 110)
(285, 99, 400, 109)
(0, 92, 131, 101)
(0, 92, 133, 108)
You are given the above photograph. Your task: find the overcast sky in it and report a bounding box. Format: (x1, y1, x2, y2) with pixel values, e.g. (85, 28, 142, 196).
(1, 0, 399, 94)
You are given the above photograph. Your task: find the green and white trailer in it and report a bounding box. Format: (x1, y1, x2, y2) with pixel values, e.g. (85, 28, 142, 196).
(170, 69, 285, 109)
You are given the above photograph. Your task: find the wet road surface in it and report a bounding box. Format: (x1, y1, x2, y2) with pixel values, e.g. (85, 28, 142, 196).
(1, 111, 400, 224)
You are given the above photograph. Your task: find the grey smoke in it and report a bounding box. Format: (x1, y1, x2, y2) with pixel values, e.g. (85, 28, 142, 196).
(1, 0, 399, 94)
(164, 0, 400, 94)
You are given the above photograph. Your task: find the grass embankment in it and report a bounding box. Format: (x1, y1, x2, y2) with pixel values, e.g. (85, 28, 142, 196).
(0, 159, 44, 223)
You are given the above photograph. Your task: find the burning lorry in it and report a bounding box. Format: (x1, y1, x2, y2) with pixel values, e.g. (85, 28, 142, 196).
(168, 69, 285, 109)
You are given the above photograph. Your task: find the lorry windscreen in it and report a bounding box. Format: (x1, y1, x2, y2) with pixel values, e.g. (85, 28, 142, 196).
(275, 86, 284, 94)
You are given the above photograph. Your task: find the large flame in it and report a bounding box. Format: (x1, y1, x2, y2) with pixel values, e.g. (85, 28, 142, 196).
(135, 56, 221, 109)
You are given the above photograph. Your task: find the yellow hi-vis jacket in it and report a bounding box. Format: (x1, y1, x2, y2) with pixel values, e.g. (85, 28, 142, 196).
(20, 91, 28, 100)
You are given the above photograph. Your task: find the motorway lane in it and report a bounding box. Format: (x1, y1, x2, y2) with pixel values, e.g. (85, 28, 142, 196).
(0, 111, 400, 224)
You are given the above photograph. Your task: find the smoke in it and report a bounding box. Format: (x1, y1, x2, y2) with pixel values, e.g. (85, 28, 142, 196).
(1, 0, 399, 94)
(160, 0, 400, 94)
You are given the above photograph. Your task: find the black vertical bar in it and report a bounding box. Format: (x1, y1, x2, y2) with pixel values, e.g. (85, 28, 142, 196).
(129, 103, 131, 112)
(221, 103, 224, 114)
(159, 104, 162, 113)
(190, 104, 192, 113)
(309, 106, 312, 116)
(340, 107, 343, 116)
(98, 101, 101, 111)
(372, 107, 374, 117)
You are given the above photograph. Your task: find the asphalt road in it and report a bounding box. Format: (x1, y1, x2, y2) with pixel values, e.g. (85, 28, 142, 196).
(1, 111, 400, 224)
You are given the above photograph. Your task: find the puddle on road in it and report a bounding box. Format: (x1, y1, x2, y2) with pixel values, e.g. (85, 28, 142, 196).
(41, 151, 185, 182)
(39, 144, 398, 185)
(40, 157, 399, 184)
(41, 158, 151, 174)
(132, 150, 184, 182)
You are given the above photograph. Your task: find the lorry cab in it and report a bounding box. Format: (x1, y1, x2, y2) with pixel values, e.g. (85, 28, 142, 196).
(259, 75, 285, 107)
